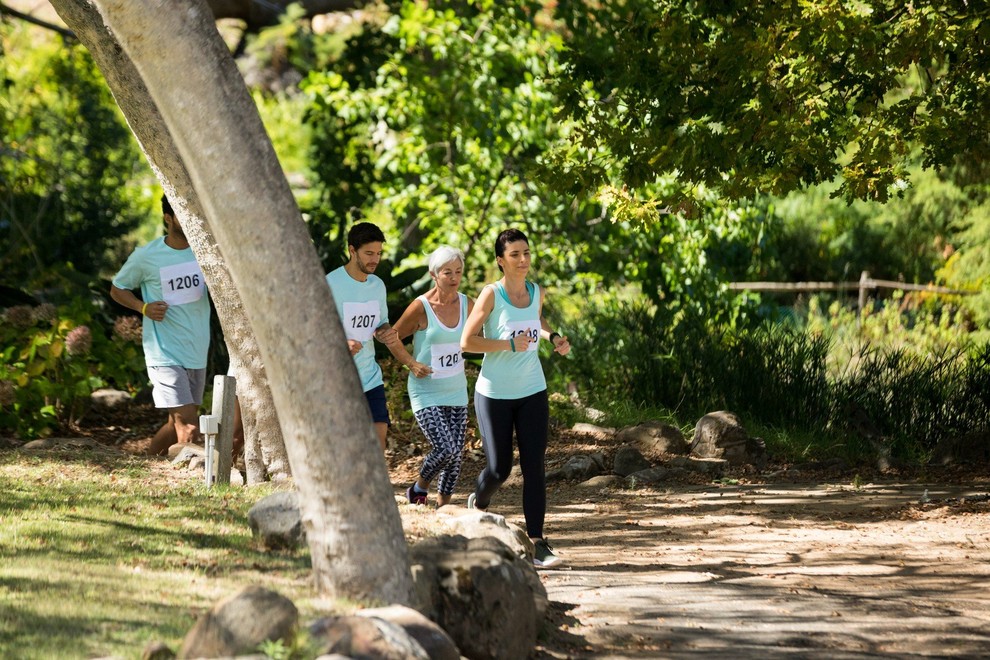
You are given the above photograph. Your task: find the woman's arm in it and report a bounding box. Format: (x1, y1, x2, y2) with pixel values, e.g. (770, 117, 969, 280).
(460, 286, 518, 353)
(392, 298, 427, 341)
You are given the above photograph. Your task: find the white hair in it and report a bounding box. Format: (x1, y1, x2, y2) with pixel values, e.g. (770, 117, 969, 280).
(428, 245, 465, 276)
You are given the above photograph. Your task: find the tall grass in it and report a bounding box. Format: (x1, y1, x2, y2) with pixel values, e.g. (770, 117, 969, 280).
(557, 296, 990, 465)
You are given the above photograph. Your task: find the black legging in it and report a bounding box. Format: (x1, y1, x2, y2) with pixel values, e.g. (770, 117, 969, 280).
(473, 389, 549, 539)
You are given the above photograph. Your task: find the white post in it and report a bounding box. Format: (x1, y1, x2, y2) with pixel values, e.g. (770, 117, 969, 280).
(199, 414, 219, 486)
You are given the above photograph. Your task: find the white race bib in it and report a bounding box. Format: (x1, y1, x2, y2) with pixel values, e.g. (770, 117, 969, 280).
(159, 261, 205, 306)
(505, 320, 540, 352)
(430, 342, 464, 379)
(343, 301, 380, 342)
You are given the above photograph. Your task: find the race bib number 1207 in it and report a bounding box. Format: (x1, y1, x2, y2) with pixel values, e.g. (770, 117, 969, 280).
(343, 301, 380, 342)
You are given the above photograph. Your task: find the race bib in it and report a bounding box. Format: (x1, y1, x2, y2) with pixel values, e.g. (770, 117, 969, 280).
(159, 261, 205, 306)
(430, 342, 464, 379)
(505, 320, 540, 352)
(343, 301, 380, 342)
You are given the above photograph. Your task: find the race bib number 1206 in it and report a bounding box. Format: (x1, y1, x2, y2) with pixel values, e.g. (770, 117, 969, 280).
(159, 261, 205, 306)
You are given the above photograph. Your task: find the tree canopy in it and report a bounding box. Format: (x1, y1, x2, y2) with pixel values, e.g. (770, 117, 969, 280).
(554, 1, 990, 203)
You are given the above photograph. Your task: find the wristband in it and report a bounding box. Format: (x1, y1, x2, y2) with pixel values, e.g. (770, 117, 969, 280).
(549, 332, 561, 345)
(509, 337, 516, 352)
(141, 303, 148, 316)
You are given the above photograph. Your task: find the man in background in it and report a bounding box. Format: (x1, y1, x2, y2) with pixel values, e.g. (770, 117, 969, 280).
(326, 222, 425, 452)
(110, 195, 210, 456)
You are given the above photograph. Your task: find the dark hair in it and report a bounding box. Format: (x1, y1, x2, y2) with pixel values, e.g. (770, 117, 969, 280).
(161, 194, 174, 218)
(347, 222, 386, 250)
(494, 228, 528, 272)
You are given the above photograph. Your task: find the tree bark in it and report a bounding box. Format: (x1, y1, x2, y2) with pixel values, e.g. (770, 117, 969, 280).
(48, 0, 290, 484)
(55, 0, 413, 605)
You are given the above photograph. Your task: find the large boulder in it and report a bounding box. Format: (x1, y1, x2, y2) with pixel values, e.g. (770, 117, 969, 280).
(308, 615, 429, 660)
(247, 491, 304, 550)
(615, 421, 689, 458)
(440, 510, 532, 559)
(691, 411, 767, 468)
(409, 534, 546, 660)
(357, 605, 460, 660)
(177, 586, 297, 659)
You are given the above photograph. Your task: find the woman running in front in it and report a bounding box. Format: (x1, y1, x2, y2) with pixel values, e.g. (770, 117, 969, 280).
(393, 246, 474, 508)
(460, 228, 571, 568)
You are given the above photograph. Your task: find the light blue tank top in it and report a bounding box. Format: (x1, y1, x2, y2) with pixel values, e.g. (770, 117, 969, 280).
(408, 293, 469, 411)
(475, 281, 546, 399)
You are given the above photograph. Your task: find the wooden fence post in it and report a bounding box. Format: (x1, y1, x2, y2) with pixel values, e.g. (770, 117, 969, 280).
(211, 375, 236, 485)
(858, 270, 870, 322)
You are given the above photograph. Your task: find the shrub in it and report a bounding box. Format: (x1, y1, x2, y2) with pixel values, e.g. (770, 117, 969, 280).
(0, 297, 147, 438)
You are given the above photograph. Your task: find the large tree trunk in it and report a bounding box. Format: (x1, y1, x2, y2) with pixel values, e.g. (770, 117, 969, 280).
(56, 0, 413, 605)
(48, 0, 290, 484)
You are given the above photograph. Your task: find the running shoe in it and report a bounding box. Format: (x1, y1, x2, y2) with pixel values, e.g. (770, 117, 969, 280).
(533, 538, 562, 568)
(406, 485, 427, 506)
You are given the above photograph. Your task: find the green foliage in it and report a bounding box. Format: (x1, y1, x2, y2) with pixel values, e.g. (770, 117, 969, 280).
(0, 23, 153, 289)
(553, 1, 990, 203)
(303, 0, 613, 293)
(559, 294, 990, 465)
(0, 299, 146, 438)
(939, 198, 990, 331)
(757, 168, 973, 285)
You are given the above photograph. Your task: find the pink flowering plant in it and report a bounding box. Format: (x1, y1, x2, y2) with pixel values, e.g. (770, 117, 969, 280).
(0, 297, 146, 438)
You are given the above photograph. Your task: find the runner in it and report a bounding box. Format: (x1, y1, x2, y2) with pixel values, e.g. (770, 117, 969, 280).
(326, 221, 423, 453)
(110, 194, 210, 457)
(393, 246, 474, 507)
(460, 228, 571, 568)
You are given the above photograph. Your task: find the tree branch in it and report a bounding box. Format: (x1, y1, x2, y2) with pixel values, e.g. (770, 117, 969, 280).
(0, 2, 75, 39)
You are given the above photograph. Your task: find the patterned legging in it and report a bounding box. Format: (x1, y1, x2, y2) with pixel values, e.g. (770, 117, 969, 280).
(413, 405, 468, 496)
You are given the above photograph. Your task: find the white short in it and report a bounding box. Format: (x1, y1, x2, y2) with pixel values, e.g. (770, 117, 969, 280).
(147, 365, 206, 409)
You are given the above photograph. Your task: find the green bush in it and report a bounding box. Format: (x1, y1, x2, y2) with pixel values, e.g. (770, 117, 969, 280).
(557, 294, 990, 466)
(0, 298, 146, 439)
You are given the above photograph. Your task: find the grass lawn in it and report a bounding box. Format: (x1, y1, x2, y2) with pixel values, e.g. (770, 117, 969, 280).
(0, 444, 317, 659)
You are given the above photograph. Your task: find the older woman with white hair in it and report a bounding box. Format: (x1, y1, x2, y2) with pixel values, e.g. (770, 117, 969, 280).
(392, 245, 475, 507)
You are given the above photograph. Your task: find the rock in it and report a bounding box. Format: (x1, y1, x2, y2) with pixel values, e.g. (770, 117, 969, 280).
(91, 388, 131, 409)
(309, 615, 429, 660)
(178, 586, 297, 659)
(357, 605, 459, 660)
(667, 456, 728, 476)
(574, 475, 624, 490)
(169, 443, 204, 463)
(21, 437, 99, 450)
(441, 510, 532, 559)
(691, 411, 767, 468)
(570, 423, 615, 437)
(625, 467, 669, 487)
(546, 453, 604, 482)
(141, 641, 175, 660)
(612, 445, 652, 476)
(21, 438, 58, 450)
(247, 491, 304, 550)
(408, 535, 546, 660)
(615, 420, 689, 457)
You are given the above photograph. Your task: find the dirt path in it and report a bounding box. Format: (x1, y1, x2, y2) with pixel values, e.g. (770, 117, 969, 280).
(523, 481, 990, 658)
(82, 402, 990, 658)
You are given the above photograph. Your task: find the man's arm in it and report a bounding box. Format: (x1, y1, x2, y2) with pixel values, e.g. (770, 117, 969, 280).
(374, 323, 431, 378)
(110, 284, 168, 322)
